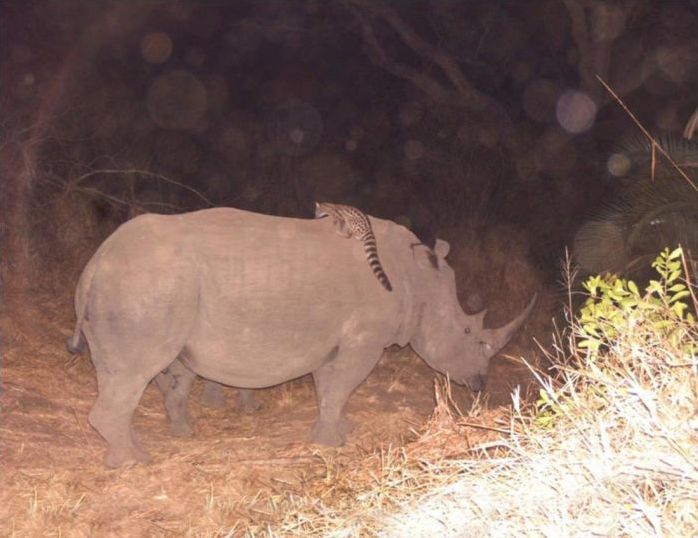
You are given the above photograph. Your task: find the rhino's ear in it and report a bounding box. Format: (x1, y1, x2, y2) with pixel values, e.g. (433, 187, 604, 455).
(434, 239, 450, 259)
(412, 243, 439, 270)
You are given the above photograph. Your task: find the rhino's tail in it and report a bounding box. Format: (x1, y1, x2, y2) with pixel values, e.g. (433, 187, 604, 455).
(66, 332, 87, 355)
(66, 245, 102, 355)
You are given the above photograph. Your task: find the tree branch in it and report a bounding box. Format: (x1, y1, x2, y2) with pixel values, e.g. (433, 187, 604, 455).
(563, 0, 633, 104)
(344, 0, 509, 121)
(356, 1, 473, 99)
(348, 4, 459, 106)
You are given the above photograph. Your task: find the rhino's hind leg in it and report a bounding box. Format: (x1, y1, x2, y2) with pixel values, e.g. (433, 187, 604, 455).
(311, 345, 382, 446)
(155, 359, 196, 437)
(89, 370, 152, 468)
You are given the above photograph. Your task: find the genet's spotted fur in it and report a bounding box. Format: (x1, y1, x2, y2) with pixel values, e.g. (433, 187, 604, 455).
(315, 202, 393, 291)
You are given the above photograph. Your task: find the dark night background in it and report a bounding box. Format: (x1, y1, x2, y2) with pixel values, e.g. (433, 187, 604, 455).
(2, 0, 697, 315)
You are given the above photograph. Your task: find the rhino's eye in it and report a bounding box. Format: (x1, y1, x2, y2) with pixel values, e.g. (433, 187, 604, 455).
(464, 326, 471, 334)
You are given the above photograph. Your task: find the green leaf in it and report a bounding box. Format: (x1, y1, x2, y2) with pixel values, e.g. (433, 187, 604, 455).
(669, 291, 690, 303)
(653, 320, 673, 330)
(583, 276, 601, 295)
(619, 298, 638, 311)
(672, 302, 687, 317)
(668, 247, 683, 260)
(627, 281, 640, 296)
(535, 415, 553, 428)
(646, 281, 662, 294)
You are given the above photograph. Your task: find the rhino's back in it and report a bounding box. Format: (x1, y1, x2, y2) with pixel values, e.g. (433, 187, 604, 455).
(87, 207, 406, 322)
(177, 208, 392, 298)
(184, 208, 399, 336)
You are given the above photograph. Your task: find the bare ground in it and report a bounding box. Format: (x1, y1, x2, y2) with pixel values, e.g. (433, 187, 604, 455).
(0, 291, 541, 536)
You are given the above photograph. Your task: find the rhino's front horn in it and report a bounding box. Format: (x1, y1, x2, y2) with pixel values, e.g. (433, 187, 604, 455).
(485, 294, 537, 349)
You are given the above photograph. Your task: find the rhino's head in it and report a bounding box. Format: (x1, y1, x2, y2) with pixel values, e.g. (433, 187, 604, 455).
(408, 239, 535, 391)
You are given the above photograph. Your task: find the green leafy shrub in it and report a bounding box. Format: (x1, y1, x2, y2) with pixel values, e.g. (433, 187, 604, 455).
(578, 246, 695, 356)
(536, 246, 696, 426)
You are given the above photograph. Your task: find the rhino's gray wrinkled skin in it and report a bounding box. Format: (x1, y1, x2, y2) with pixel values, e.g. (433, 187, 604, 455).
(69, 207, 534, 468)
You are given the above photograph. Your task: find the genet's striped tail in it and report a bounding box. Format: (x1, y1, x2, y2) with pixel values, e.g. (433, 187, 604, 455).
(361, 233, 392, 291)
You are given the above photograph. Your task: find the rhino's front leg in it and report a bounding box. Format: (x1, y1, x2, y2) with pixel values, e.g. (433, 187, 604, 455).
(200, 381, 261, 413)
(311, 344, 382, 446)
(236, 388, 262, 413)
(199, 380, 227, 408)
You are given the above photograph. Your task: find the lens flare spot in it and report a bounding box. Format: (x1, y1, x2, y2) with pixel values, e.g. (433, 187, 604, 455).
(607, 153, 631, 177)
(556, 90, 597, 134)
(141, 32, 173, 64)
(147, 70, 207, 130)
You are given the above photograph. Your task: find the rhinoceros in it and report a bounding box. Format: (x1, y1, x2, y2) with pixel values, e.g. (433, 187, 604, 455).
(68, 207, 534, 467)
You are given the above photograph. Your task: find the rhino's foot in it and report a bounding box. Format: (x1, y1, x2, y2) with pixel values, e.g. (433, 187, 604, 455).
(236, 389, 262, 414)
(200, 382, 227, 408)
(312, 418, 353, 446)
(104, 445, 152, 469)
